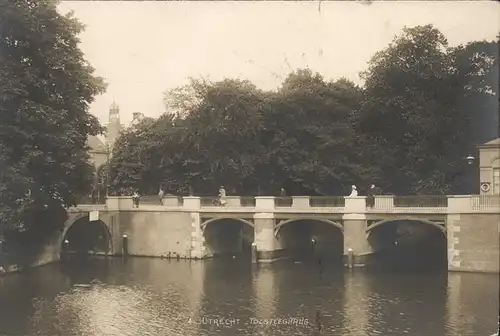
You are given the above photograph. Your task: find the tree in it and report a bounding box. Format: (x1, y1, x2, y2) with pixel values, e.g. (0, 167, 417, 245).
(163, 78, 267, 195)
(357, 25, 498, 195)
(108, 117, 156, 194)
(111, 73, 380, 197)
(0, 0, 105, 254)
(110, 25, 496, 198)
(264, 69, 378, 195)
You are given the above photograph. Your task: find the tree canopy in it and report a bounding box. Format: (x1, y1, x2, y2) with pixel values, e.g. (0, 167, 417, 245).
(357, 25, 498, 194)
(0, 0, 105, 250)
(109, 24, 498, 197)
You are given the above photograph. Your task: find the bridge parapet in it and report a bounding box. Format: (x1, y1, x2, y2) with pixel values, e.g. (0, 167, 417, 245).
(74, 195, 500, 214)
(448, 195, 500, 213)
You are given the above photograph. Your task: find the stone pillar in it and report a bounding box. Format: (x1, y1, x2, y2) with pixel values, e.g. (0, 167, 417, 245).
(253, 213, 280, 262)
(161, 195, 181, 207)
(292, 196, 310, 208)
(184, 197, 204, 259)
(106, 196, 133, 210)
(225, 196, 241, 207)
(254, 197, 279, 262)
(446, 196, 470, 271)
(255, 196, 275, 210)
(343, 197, 371, 266)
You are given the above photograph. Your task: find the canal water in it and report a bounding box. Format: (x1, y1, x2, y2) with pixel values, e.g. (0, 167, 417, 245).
(0, 257, 498, 336)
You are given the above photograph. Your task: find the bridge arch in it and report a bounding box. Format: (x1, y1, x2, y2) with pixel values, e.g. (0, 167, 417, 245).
(275, 217, 343, 235)
(60, 213, 113, 256)
(201, 217, 254, 232)
(366, 218, 446, 238)
(201, 217, 255, 258)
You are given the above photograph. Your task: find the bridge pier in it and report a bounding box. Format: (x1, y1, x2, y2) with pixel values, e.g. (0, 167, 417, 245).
(343, 215, 372, 267)
(253, 213, 282, 262)
(343, 197, 373, 267)
(253, 196, 285, 262)
(184, 197, 205, 259)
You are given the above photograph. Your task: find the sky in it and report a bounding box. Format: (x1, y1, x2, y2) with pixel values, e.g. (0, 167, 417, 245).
(57, 1, 500, 126)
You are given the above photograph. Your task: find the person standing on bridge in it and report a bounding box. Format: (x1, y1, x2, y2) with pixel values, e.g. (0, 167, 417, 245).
(218, 186, 227, 206)
(349, 185, 358, 197)
(366, 184, 379, 207)
(132, 190, 141, 208)
(158, 185, 164, 202)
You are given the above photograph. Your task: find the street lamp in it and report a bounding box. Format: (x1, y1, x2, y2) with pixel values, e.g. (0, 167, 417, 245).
(466, 154, 475, 165)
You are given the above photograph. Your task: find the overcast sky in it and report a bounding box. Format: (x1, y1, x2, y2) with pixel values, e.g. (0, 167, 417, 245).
(58, 1, 499, 126)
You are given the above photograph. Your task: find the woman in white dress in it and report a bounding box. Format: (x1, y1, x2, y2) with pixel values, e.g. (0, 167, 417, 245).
(349, 185, 358, 197)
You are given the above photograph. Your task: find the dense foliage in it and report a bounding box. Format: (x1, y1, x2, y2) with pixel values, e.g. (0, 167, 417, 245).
(110, 25, 498, 197)
(356, 25, 498, 194)
(0, 0, 105, 251)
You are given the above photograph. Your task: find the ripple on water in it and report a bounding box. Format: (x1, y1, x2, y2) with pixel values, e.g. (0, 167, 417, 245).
(30, 283, 198, 336)
(5, 259, 499, 336)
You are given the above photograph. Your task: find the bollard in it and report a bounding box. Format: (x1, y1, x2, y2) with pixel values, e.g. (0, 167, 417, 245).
(121, 233, 128, 257)
(251, 243, 258, 263)
(347, 248, 354, 269)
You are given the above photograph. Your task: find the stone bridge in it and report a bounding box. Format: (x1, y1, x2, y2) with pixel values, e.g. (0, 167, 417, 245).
(59, 194, 500, 273)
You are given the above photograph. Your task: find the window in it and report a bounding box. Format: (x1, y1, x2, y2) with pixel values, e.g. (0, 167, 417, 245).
(493, 169, 500, 194)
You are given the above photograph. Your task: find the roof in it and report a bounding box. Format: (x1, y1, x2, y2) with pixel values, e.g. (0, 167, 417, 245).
(477, 137, 500, 149)
(87, 135, 108, 152)
(484, 138, 500, 145)
(110, 101, 120, 111)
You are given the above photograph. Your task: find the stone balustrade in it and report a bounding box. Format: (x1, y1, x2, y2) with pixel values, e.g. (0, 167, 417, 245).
(98, 194, 500, 213)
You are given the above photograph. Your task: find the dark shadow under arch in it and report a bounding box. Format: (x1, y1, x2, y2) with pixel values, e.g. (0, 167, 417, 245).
(366, 218, 446, 239)
(62, 216, 113, 255)
(201, 217, 254, 258)
(275, 217, 343, 236)
(201, 217, 254, 232)
(365, 218, 448, 272)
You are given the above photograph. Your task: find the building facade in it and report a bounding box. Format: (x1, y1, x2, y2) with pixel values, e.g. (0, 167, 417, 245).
(478, 138, 500, 195)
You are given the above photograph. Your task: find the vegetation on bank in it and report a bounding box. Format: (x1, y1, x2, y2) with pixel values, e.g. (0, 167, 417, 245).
(0, 0, 105, 263)
(109, 25, 498, 197)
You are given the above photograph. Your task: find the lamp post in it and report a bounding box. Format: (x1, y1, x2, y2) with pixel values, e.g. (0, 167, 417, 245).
(466, 154, 475, 165)
(463, 154, 477, 194)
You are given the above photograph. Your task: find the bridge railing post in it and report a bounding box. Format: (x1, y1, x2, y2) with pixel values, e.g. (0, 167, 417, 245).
(183, 196, 201, 210)
(106, 196, 134, 210)
(162, 195, 183, 207)
(344, 196, 366, 213)
(447, 195, 473, 213)
(226, 196, 241, 207)
(292, 196, 310, 209)
(255, 196, 275, 211)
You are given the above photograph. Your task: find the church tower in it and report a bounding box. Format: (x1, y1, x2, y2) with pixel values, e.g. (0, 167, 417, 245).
(106, 100, 121, 152)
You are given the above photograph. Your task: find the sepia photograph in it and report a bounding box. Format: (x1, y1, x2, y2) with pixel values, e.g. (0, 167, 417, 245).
(0, 0, 499, 335)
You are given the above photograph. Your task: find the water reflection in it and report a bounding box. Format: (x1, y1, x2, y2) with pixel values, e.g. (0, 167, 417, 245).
(362, 270, 448, 336)
(446, 273, 500, 334)
(0, 257, 498, 336)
